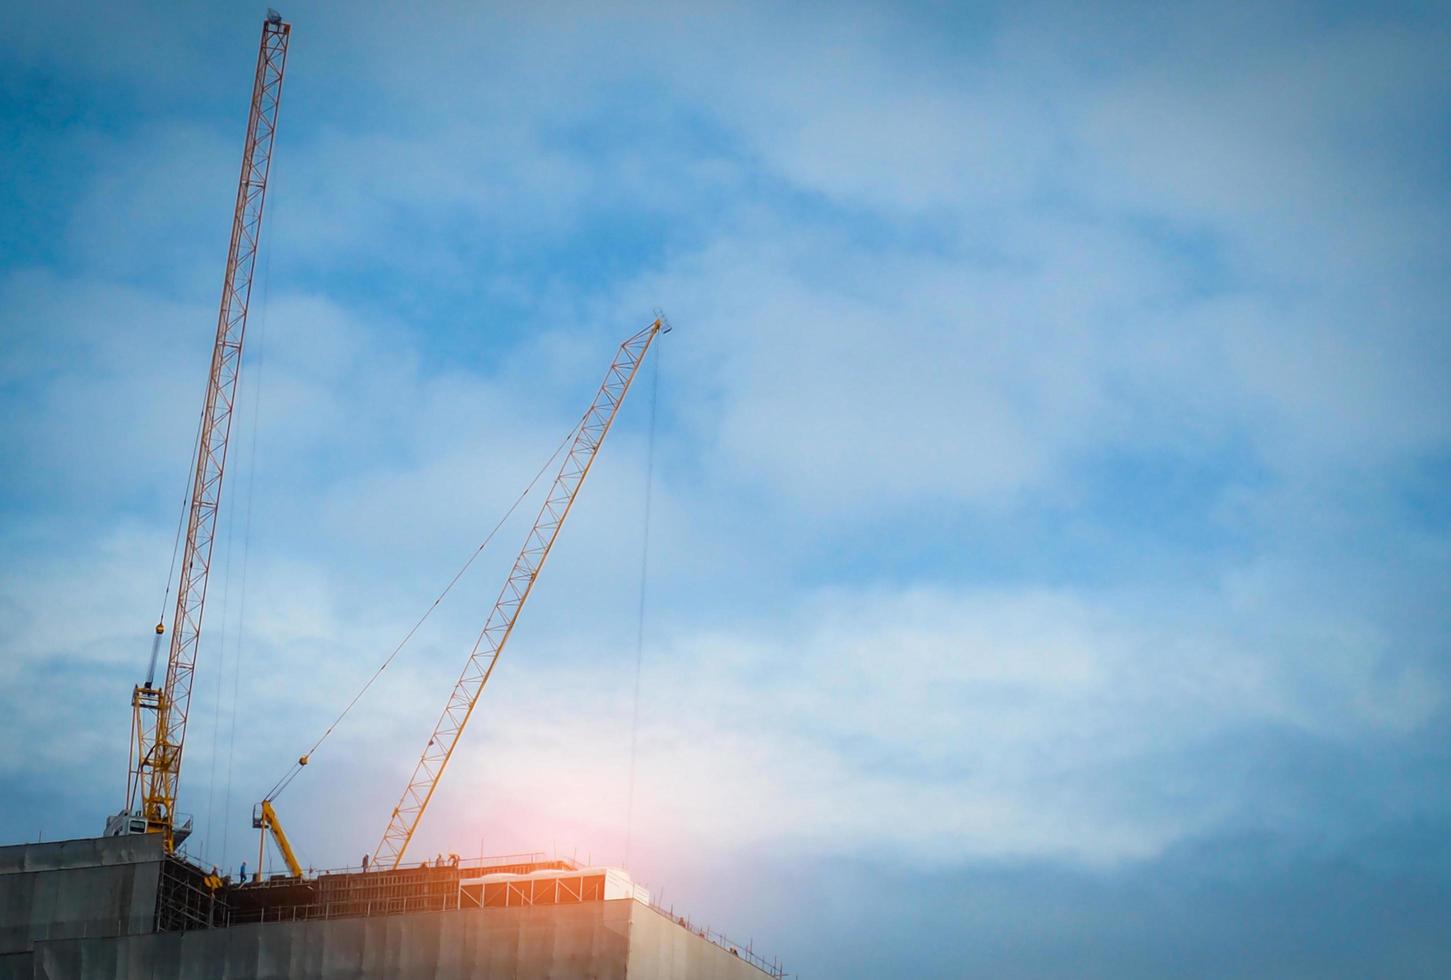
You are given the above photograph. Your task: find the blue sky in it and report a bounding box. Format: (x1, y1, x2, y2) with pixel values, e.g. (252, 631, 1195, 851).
(3, 0, 1450, 975)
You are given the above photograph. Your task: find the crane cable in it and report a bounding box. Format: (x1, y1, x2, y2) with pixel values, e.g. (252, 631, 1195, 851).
(624, 338, 660, 870)
(146, 392, 208, 686)
(263, 405, 593, 804)
(218, 185, 276, 870)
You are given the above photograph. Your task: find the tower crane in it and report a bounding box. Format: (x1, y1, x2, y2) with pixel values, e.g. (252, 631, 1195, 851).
(253, 318, 666, 874)
(368, 317, 668, 869)
(107, 11, 291, 854)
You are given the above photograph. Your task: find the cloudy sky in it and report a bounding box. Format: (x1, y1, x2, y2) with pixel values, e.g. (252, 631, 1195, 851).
(3, 1, 1450, 975)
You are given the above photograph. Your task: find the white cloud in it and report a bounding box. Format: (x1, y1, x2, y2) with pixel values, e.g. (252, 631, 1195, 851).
(2, 0, 1447, 913)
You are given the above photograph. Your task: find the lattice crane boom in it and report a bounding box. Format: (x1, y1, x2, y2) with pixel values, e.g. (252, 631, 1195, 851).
(373, 317, 667, 869)
(117, 13, 290, 854)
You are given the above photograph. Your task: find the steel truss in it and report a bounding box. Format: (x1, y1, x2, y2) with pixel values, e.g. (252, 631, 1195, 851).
(374, 318, 667, 869)
(127, 16, 290, 853)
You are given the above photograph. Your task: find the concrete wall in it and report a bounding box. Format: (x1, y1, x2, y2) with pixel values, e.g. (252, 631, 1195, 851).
(30, 901, 633, 979)
(12, 901, 773, 980)
(0, 837, 163, 955)
(626, 905, 771, 980)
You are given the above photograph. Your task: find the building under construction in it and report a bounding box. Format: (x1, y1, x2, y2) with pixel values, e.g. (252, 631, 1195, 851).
(1, 10, 784, 979)
(0, 836, 782, 978)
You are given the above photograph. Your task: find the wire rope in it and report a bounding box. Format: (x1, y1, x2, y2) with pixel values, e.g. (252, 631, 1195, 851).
(624, 341, 661, 869)
(221, 173, 276, 874)
(201, 428, 241, 863)
(158, 379, 206, 622)
(147, 364, 209, 685)
(262, 407, 591, 804)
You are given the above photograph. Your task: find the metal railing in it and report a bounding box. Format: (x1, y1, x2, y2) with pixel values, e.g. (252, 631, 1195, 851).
(641, 900, 788, 979)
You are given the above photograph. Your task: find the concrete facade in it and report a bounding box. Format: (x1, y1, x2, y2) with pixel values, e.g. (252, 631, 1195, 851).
(0, 838, 773, 980)
(0, 836, 164, 967)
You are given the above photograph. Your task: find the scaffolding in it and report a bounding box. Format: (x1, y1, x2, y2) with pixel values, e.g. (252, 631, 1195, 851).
(155, 855, 228, 932)
(224, 854, 579, 925)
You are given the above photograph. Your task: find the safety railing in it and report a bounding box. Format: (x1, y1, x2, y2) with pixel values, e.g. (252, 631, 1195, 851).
(641, 900, 788, 979)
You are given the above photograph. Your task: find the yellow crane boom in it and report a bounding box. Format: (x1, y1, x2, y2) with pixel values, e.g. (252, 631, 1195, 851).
(110, 11, 290, 853)
(253, 799, 303, 879)
(373, 317, 668, 869)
